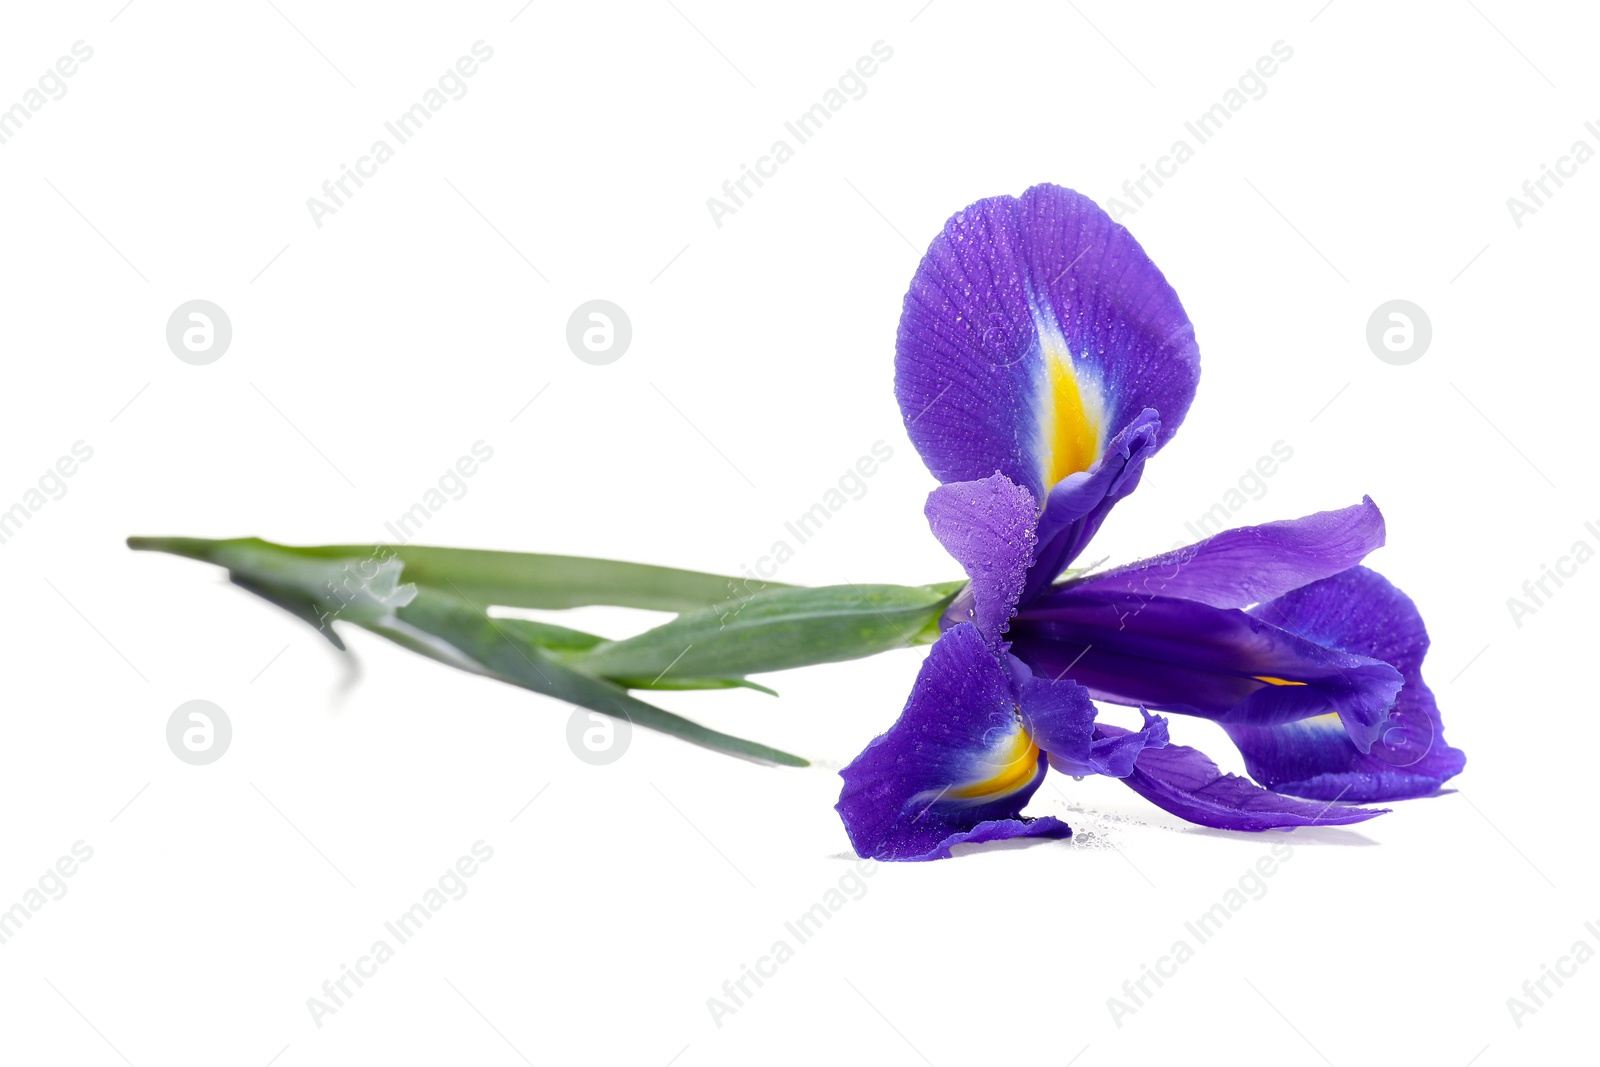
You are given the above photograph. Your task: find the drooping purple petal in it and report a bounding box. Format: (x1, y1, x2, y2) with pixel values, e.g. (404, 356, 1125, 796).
(895, 183, 1199, 543)
(835, 624, 1069, 861)
(1009, 589, 1404, 752)
(1012, 660, 1101, 767)
(1226, 567, 1466, 802)
(924, 473, 1038, 647)
(1103, 725, 1389, 831)
(905, 816, 1075, 862)
(1069, 497, 1386, 609)
(1047, 708, 1170, 778)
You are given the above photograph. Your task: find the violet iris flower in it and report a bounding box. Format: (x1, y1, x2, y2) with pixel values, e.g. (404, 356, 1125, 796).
(835, 183, 1465, 861)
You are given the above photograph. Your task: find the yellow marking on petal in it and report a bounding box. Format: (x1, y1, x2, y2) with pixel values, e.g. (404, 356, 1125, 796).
(948, 725, 1040, 801)
(1027, 296, 1107, 489)
(1253, 675, 1309, 687)
(1044, 351, 1103, 486)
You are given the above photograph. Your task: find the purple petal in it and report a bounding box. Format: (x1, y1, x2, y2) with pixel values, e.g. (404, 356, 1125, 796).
(924, 473, 1038, 647)
(836, 624, 1066, 862)
(1071, 497, 1386, 609)
(895, 183, 1199, 511)
(1226, 567, 1466, 802)
(1026, 410, 1162, 597)
(910, 816, 1074, 862)
(1047, 708, 1170, 778)
(1104, 725, 1389, 831)
(1013, 661, 1101, 767)
(1009, 589, 1404, 752)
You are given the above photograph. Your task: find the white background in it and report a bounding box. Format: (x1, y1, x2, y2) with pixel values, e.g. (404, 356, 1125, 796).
(1, 1, 1594, 1064)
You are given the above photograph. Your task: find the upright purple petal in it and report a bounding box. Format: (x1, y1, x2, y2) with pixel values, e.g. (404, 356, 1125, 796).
(1102, 725, 1389, 831)
(1227, 567, 1466, 802)
(1013, 184, 1199, 446)
(1070, 497, 1386, 609)
(836, 624, 1070, 861)
(895, 184, 1199, 571)
(924, 473, 1038, 647)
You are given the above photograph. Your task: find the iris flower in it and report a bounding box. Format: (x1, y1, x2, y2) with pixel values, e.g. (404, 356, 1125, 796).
(836, 184, 1465, 861)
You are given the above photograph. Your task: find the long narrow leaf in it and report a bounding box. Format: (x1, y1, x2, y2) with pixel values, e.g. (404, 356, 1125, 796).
(567, 583, 958, 682)
(388, 590, 807, 765)
(127, 537, 777, 613)
(129, 536, 808, 765)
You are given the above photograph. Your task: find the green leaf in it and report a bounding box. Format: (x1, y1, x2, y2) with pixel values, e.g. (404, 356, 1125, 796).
(455, 619, 774, 694)
(566, 583, 958, 683)
(129, 536, 807, 766)
(611, 676, 780, 696)
(128, 537, 781, 614)
(388, 590, 806, 765)
(489, 617, 607, 653)
(227, 572, 348, 650)
(371, 544, 779, 613)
